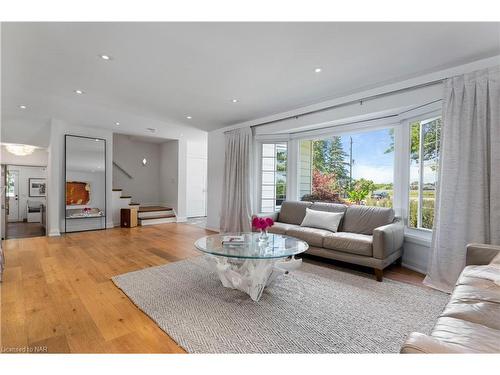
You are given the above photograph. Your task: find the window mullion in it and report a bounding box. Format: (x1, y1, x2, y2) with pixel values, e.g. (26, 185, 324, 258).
(417, 122, 425, 229)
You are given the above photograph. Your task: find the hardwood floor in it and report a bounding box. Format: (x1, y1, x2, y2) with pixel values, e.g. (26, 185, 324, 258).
(0, 223, 424, 353)
(6, 222, 46, 239)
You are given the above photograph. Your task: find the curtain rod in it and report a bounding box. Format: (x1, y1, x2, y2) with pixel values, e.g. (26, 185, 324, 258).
(281, 98, 443, 137)
(242, 78, 445, 131)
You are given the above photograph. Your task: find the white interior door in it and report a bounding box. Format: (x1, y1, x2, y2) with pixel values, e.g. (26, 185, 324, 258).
(7, 170, 20, 222)
(186, 157, 207, 217)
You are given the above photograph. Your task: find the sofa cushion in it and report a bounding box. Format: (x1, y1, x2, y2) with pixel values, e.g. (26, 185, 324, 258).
(430, 317, 500, 353)
(278, 201, 312, 225)
(342, 205, 395, 235)
(309, 202, 348, 230)
(309, 202, 347, 213)
(268, 222, 299, 235)
(458, 265, 500, 290)
(286, 227, 332, 247)
(300, 208, 343, 232)
(441, 302, 500, 331)
(323, 232, 373, 256)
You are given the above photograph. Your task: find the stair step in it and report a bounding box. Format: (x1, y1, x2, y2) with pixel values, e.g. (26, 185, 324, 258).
(138, 209, 175, 219)
(138, 206, 172, 213)
(139, 215, 176, 226)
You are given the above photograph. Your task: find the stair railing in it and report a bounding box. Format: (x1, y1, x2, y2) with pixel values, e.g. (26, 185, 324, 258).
(113, 161, 133, 179)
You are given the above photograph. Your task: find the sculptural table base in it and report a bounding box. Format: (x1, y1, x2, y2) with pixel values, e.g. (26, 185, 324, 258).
(206, 255, 302, 301)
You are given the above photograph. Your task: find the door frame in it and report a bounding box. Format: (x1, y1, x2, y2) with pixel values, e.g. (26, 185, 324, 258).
(3, 163, 49, 239)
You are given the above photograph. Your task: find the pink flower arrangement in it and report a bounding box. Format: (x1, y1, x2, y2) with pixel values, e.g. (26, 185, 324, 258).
(252, 216, 274, 230)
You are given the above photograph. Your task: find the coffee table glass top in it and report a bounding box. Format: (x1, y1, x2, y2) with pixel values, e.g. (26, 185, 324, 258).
(194, 233, 308, 259)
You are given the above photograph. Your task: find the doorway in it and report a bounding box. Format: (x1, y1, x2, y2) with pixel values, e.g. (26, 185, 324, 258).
(186, 156, 207, 218)
(3, 165, 47, 239)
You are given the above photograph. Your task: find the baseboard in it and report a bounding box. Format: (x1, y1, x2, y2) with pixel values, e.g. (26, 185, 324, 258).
(402, 262, 426, 275)
(176, 216, 187, 223)
(48, 229, 61, 237)
(205, 226, 220, 233)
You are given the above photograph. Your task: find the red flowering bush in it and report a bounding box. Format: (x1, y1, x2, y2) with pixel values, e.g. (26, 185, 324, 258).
(302, 170, 345, 203)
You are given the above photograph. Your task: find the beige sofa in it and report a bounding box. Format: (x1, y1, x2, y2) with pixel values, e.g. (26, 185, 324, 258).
(401, 243, 500, 353)
(256, 201, 404, 281)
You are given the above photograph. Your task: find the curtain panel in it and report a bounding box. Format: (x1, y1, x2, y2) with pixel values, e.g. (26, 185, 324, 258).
(219, 127, 253, 233)
(424, 66, 500, 293)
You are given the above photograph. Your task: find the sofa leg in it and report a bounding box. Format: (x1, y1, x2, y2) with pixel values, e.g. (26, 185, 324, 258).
(374, 269, 383, 282)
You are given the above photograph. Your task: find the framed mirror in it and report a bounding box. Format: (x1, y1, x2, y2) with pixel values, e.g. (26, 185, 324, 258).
(64, 135, 106, 233)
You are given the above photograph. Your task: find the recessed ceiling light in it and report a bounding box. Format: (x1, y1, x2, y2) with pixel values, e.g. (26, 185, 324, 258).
(19, 105, 27, 109)
(186, 116, 192, 120)
(99, 54, 112, 60)
(231, 99, 238, 103)
(314, 67, 322, 73)
(75, 89, 84, 95)
(115, 122, 120, 126)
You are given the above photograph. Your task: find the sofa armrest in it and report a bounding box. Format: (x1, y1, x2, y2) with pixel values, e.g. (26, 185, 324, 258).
(400, 332, 465, 354)
(372, 219, 404, 260)
(466, 243, 500, 266)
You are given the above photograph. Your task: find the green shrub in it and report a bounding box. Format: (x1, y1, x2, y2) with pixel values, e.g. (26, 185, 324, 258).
(409, 198, 435, 229)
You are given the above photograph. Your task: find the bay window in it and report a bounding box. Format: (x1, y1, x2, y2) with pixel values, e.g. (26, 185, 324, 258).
(256, 108, 441, 235)
(298, 128, 394, 208)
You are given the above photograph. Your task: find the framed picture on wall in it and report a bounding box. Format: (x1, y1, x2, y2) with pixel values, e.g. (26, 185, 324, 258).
(29, 178, 47, 197)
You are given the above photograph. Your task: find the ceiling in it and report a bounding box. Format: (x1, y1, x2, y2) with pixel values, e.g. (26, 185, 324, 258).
(2, 22, 500, 134)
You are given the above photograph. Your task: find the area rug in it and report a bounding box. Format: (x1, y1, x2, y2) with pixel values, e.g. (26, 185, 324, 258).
(112, 257, 449, 353)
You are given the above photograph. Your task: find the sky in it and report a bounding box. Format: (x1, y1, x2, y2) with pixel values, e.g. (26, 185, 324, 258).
(339, 129, 394, 184)
(335, 128, 437, 185)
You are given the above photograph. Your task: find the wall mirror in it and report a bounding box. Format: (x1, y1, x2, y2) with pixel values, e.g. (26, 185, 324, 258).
(65, 135, 106, 233)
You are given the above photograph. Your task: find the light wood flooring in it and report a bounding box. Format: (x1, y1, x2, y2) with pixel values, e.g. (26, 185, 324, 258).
(0, 223, 424, 353)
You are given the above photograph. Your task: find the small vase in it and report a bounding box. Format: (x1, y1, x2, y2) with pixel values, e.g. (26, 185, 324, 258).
(259, 228, 269, 242)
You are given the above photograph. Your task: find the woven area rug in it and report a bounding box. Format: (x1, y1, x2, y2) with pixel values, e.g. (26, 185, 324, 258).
(112, 257, 448, 353)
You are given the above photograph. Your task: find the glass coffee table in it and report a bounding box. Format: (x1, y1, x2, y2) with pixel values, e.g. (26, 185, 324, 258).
(194, 232, 308, 301)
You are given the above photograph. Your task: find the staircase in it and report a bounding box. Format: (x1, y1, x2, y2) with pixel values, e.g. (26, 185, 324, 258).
(111, 189, 176, 226)
(138, 206, 176, 226)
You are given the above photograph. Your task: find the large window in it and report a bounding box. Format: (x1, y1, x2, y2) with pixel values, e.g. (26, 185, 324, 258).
(298, 128, 394, 207)
(408, 116, 441, 230)
(260, 143, 287, 212)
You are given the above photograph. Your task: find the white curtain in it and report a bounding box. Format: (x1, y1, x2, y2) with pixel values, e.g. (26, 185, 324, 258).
(424, 66, 500, 293)
(220, 127, 253, 233)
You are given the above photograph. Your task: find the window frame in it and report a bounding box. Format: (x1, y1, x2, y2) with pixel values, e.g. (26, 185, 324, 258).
(256, 140, 290, 213)
(399, 108, 442, 234)
(293, 119, 399, 206)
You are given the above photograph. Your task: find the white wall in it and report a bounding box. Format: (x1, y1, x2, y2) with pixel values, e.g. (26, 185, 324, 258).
(113, 134, 161, 206)
(159, 140, 179, 213)
(206, 129, 226, 231)
(6, 165, 47, 221)
(48, 118, 113, 236)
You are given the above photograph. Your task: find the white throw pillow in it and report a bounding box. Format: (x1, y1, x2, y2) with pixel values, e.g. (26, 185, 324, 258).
(300, 208, 344, 232)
